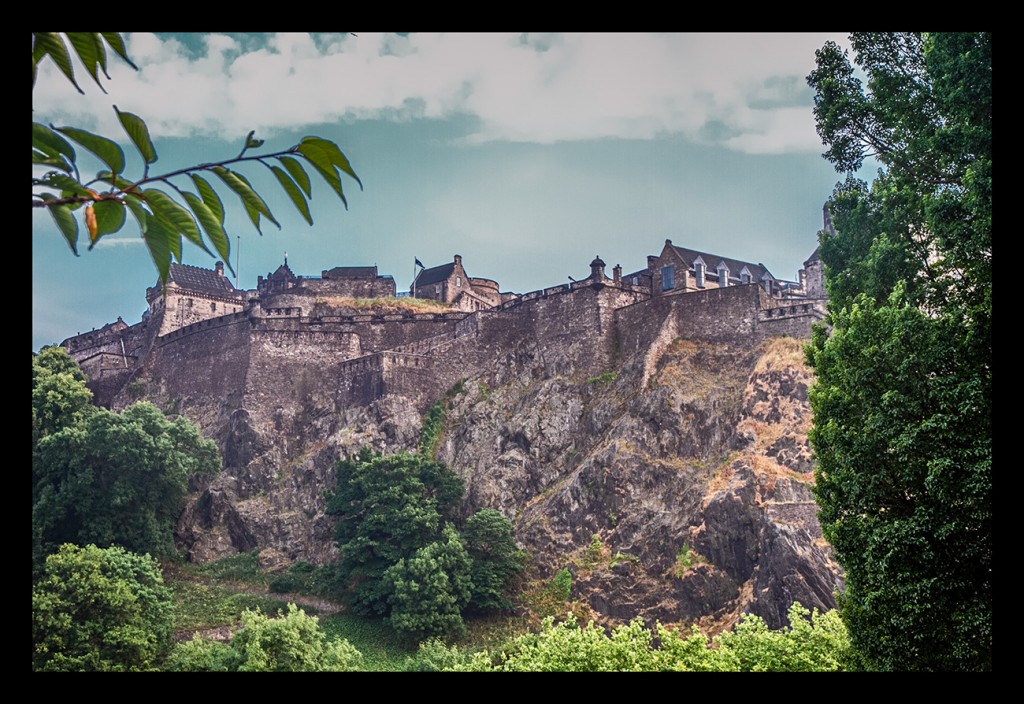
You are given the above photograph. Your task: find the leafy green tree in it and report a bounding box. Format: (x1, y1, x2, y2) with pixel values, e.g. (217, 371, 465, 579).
(806, 32, 991, 671)
(32, 346, 95, 447)
(385, 524, 474, 643)
(325, 449, 463, 617)
(32, 543, 174, 671)
(168, 604, 363, 672)
(33, 401, 220, 566)
(462, 508, 526, 612)
(32, 32, 361, 284)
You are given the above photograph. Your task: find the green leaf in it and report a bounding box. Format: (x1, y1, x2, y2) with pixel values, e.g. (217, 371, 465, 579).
(122, 195, 150, 233)
(115, 106, 158, 165)
(244, 130, 265, 149)
(295, 140, 347, 209)
(91, 199, 127, 240)
(39, 172, 94, 199)
(212, 166, 280, 232)
(95, 171, 136, 191)
(65, 33, 107, 92)
(33, 122, 76, 163)
(142, 216, 173, 284)
(277, 156, 312, 198)
(183, 192, 230, 265)
(33, 33, 83, 94)
(189, 174, 225, 224)
(142, 189, 210, 254)
(99, 33, 138, 71)
(269, 165, 313, 226)
(300, 136, 362, 189)
(32, 150, 72, 173)
(54, 126, 125, 176)
(38, 193, 79, 255)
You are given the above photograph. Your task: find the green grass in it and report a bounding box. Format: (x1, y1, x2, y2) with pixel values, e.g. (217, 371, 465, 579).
(171, 580, 301, 633)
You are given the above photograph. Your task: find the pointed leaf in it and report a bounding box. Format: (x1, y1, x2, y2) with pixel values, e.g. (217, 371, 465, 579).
(32, 150, 72, 172)
(33, 33, 83, 93)
(65, 33, 106, 91)
(115, 106, 157, 165)
(38, 193, 79, 255)
(295, 140, 347, 209)
(54, 125, 125, 176)
(300, 136, 362, 189)
(278, 156, 312, 198)
(40, 172, 94, 199)
(142, 216, 173, 285)
(189, 174, 224, 224)
(212, 166, 280, 230)
(269, 165, 313, 225)
(122, 195, 150, 233)
(92, 199, 127, 238)
(142, 189, 209, 254)
(235, 171, 279, 232)
(33, 122, 77, 163)
(183, 192, 230, 263)
(95, 170, 136, 191)
(99, 33, 138, 71)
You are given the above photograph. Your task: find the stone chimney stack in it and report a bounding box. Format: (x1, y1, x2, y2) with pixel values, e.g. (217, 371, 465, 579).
(454, 254, 462, 266)
(613, 264, 622, 283)
(215, 261, 224, 277)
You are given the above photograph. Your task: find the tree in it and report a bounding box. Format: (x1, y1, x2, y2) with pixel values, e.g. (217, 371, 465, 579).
(325, 449, 463, 618)
(385, 523, 474, 643)
(32, 33, 361, 284)
(32, 543, 174, 671)
(33, 400, 220, 566)
(167, 604, 364, 672)
(805, 33, 991, 671)
(462, 507, 527, 612)
(32, 346, 96, 447)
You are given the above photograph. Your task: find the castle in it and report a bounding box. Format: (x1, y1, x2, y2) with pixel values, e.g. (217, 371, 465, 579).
(60, 234, 825, 410)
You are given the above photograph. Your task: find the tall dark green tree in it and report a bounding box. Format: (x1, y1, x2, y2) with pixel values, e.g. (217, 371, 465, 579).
(805, 32, 990, 671)
(325, 449, 464, 618)
(462, 507, 527, 613)
(32, 346, 95, 447)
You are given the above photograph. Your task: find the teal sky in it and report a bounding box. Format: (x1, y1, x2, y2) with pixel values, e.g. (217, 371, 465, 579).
(33, 32, 869, 351)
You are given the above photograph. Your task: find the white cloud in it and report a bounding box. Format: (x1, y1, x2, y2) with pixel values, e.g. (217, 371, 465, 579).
(32, 32, 849, 154)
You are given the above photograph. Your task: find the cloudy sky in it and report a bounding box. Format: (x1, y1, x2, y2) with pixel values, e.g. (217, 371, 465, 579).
(32, 32, 866, 351)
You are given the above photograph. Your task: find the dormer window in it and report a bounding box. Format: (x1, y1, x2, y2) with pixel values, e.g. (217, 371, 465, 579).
(694, 258, 705, 288)
(717, 263, 729, 288)
(740, 267, 752, 285)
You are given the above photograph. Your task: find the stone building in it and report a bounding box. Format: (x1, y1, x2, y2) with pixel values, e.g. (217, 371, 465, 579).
(145, 261, 245, 337)
(411, 255, 503, 311)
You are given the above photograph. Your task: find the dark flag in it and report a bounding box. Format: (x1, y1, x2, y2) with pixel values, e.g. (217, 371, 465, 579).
(415, 258, 424, 268)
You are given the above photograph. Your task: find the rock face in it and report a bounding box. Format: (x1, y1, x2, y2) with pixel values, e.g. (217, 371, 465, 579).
(113, 284, 839, 631)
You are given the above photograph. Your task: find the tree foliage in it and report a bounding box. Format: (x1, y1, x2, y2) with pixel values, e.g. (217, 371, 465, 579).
(408, 602, 856, 672)
(805, 33, 991, 671)
(32, 346, 95, 447)
(32, 32, 361, 284)
(325, 449, 524, 642)
(33, 395, 221, 566)
(32, 543, 174, 672)
(168, 604, 363, 672)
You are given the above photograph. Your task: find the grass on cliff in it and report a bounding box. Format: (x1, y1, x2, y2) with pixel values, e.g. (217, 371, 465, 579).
(314, 296, 453, 314)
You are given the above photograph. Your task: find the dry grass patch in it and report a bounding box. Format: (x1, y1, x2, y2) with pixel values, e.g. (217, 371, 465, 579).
(314, 296, 452, 314)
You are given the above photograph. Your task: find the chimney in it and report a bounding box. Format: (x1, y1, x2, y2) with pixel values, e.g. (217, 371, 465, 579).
(613, 264, 622, 283)
(454, 254, 462, 266)
(215, 261, 224, 277)
(647, 255, 657, 272)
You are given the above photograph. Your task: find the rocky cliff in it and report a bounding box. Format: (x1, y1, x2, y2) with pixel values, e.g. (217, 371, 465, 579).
(117, 287, 839, 631)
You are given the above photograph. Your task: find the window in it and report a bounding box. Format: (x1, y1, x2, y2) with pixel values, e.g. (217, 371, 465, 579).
(718, 265, 729, 287)
(740, 269, 751, 285)
(456, 277, 461, 287)
(632, 276, 639, 286)
(694, 261, 705, 288)
(661, 265, 675, 291)
(211, 302, 217, 312)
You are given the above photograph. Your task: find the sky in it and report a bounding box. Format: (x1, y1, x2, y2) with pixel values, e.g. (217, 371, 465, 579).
(32, 32, 870, 352)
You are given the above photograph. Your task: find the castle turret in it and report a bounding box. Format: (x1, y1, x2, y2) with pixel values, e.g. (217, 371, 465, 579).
(590, 256, 606, 281)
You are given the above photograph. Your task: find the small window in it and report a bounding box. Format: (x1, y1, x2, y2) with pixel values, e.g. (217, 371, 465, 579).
(695, 262, 705, 288)
(661, 265, 675, 291)
(632, 276, 639, 286)
(211, 302, 217, 312)
(435, 285, 440, 295)
(741, 271, 751, 284)
(456, 277, 461, 287)
(718, 266, 728, 287)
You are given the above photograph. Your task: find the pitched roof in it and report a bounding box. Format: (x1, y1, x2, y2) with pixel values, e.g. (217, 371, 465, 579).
(167, 262, 239, 296)
(415, 262, 456, 287)
(667, 244, 774, 280)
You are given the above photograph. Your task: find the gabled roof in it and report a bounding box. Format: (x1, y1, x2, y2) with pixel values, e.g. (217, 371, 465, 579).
(803, 247, 821, 265)
(415, 262, 456, 287)
(268, 262, 295, 281)
(666, 243, 774, 281)
(166, 262, 239, 295)
(323, 266, 378, 279)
